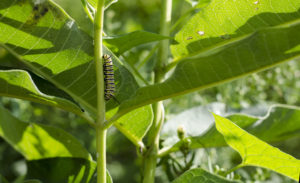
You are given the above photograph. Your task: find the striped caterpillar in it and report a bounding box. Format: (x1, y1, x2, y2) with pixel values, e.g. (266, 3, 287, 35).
(103, 54, 115, 101)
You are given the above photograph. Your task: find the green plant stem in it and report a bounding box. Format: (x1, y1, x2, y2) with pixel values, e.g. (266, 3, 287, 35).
(143, 102, 164, 183)
(94, 0, 106, 182)
(142, 0, 172, 182)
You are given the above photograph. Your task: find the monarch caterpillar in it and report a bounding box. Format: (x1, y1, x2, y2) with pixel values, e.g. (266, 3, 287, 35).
(103, 54, 116, 101)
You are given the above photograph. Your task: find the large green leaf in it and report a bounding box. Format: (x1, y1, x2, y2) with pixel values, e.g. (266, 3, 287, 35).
(26, 158, 97, 183)
(214, 114, 300, 181)
(172, 168, 242, 183)
(0, 106, 90, 160)
(110, 0, 300, 121)
(0, 69, 83, 115)
(159, 105, 300, 156)
(104, 31, 172, 55)
(171, 0, 300, 59)
(0, 0, 152, 147)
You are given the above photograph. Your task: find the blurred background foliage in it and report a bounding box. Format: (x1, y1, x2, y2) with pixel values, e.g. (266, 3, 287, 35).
(0, 0, 299, 182)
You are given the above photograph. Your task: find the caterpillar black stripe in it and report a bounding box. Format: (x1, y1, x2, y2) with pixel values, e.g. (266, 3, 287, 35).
(103, 54, 115, 101)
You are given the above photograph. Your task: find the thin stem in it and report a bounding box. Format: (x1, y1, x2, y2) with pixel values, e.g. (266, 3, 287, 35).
(157, 146, 176, 158)
(94, 0, 106, 182)
(142, 0, 172, 182)
(225, 164, 243, 175)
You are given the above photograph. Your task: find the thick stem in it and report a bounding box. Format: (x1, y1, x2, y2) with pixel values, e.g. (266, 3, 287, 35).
(142, 0, 172, 182)
(94, 0, 106, 182)
(142, 102, 164, 183)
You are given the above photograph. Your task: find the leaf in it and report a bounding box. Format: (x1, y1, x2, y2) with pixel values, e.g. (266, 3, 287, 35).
(172, 168, 242, 183)
(26, 158, 96, 183)
(214, 113, 300, 181)
(0, 106, 90, 160)
(50, 0, 93, 36)
(104, 31, 172, 55)
(0, 0, 152, 147)
(112, 105, 153, 147)
(171, 0, 300, 59)
(115, 16, 300, 120)
(0, 69, 83, 115)
(160, 105, 300, 155)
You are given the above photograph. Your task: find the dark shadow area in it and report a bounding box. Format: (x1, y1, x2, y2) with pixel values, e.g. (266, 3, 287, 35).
(26, 157, 95, 183)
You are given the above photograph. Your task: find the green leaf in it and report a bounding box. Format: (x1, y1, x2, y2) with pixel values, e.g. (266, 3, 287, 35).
(171, 0, 300, 59)
(111, 0, 300, 120)
(172, 168, 242, 183)
(0, 106, 90, 160)
(0, 0, 152, 147)
(214, 113, 300, 181)
(160, 105, 300, 155)
(104, 31, 172, 55)
(26, 158, 96, 183)
(50, 0, 93, 36)
(112, 105, 153, 147)
(0, 69, 83, 115)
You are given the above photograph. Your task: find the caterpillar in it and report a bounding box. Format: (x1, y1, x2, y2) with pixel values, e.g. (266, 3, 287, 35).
(103, 54, 115, 101)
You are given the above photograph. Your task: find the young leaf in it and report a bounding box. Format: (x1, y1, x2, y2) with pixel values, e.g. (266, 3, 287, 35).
(214, 113, 300, 181)
(172, 168, 242, 183)
(0, 106, 90, 160)
(26, 158, 96, 183)
(104, 31, 172, 55)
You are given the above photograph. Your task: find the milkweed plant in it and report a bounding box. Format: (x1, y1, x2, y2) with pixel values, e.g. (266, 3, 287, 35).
(0, 0, 299, 182)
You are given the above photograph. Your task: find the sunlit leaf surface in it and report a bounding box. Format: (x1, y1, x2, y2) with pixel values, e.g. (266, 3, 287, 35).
(0, 69, 82, 115)
(0, 106, 90, 160)
(214, 113, 300, 181)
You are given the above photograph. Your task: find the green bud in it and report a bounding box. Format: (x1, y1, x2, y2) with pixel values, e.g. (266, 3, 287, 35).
(177, 125, 186, 140)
